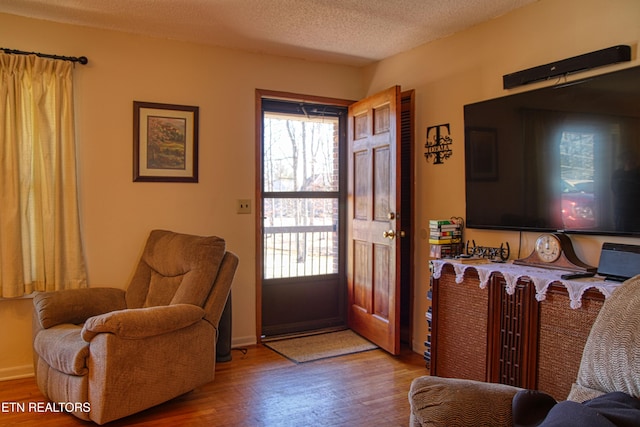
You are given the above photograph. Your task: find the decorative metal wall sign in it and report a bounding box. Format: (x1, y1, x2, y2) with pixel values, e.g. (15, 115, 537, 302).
(424, 123, 453, 164)
(465, 240, 511, 261)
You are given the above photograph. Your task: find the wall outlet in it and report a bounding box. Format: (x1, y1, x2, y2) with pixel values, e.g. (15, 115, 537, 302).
(236, 199, 251, 214)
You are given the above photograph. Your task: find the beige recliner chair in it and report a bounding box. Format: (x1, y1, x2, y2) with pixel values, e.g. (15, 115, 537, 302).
(409, 274, 640, 426)
(32, 230, 238, 424)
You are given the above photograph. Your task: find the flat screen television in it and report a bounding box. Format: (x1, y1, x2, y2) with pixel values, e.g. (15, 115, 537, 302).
(464, 65, 640, 237)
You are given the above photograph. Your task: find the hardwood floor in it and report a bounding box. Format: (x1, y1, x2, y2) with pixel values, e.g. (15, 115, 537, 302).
(0, 344, 427, 426)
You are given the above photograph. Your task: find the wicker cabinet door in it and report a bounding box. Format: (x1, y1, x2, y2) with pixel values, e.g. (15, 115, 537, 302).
(536, 286, 604, 400)
(486, 276, 539, 389)
(430, 265, 488, 381)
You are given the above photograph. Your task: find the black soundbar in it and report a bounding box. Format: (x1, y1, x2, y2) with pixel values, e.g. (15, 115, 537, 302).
(503, 45, 631, 89)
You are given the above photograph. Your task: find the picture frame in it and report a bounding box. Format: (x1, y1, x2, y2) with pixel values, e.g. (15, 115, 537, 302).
(133, 101, 199, 182)
(466, 127, 498, 181)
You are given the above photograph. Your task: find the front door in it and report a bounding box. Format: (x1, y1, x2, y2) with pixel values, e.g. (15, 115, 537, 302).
(347, 86, 402, 355)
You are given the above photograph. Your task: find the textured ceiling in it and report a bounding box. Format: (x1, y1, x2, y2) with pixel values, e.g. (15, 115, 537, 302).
(0, 0, 538, 66)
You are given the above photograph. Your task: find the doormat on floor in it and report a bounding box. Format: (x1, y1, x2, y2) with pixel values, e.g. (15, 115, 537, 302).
(264, 330, 378, 363)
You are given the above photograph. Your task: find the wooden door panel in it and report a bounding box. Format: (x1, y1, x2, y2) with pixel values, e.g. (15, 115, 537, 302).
(373, 243, 390, 319)
(354, 151, 369, 220)
(347, 85, 401, 355)
(353, 240, 371, 311)
(354, 112, 369, 140)
(374, 104, 390, 134)
(374, 147, 390, 220)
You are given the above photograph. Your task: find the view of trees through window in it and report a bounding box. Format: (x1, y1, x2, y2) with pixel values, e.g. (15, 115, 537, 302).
(560, 130, 596, 229)
(560, 130, 595, 182)
(263, 112, 340, 279)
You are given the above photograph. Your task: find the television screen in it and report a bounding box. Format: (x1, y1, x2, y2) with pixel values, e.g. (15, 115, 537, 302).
(464, 65, 640, 236)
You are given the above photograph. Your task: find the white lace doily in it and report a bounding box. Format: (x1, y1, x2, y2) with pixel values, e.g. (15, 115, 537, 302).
(430, 259, 622, 309)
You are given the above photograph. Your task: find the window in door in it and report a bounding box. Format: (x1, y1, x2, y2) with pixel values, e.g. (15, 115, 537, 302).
(260, 97, 348, 337)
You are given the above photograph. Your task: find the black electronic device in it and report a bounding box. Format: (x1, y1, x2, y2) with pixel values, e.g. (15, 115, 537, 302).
(560, 272, 595, 280)
(503, 45, 631, 89)
(597, 243, 640, 282)
(465, 65, 640, 237)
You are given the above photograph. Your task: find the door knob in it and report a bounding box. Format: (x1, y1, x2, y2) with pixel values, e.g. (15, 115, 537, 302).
(383, 230, 396, 239)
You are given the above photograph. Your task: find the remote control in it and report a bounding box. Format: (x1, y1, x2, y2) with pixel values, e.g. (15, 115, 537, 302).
(560, 272, 595, 280)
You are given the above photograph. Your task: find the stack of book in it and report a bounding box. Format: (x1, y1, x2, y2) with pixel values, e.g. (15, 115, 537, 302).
(428, 219, 463, 258)
(428, 219, 462, 244)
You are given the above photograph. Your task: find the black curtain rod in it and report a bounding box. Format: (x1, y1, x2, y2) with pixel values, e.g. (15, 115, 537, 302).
(0, 47, 88, 65)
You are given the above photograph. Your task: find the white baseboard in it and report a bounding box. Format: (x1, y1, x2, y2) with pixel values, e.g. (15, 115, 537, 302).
(0, 364, 34, 382)
(232, 335, 257, 348)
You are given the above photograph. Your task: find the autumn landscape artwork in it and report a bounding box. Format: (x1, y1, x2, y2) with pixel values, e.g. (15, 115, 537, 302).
(146, 115, 186, 170)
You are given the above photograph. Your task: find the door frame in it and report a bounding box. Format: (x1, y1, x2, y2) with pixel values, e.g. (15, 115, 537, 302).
(400, 90, 415, 347)
(255, 89, 414, 347)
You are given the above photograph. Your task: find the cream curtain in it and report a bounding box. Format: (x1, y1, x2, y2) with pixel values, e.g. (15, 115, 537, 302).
(0, 53, 87, 298)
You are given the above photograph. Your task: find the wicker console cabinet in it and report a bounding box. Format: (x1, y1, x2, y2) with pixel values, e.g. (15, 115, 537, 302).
(428, 261, 616, 400)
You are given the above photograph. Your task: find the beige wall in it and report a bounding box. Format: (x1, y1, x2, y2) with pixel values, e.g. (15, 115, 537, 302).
(1, 0, 639, 379)
(360, 0, 640, 359)
(0, 13, 363, 379)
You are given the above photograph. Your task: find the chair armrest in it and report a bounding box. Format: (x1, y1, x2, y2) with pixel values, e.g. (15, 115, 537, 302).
(33, 287, 127, 329)
(409, 376, 521, 426)
(81, 304, 205, 341)
(203, 251, 238, 328)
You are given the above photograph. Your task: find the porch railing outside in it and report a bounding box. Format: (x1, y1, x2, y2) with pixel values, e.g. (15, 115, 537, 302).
(263, 225, 338, 279)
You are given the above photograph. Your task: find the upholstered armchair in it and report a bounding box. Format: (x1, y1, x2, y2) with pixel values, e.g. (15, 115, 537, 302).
(32, 230, 238, 425)
(409, 274, 640, 426)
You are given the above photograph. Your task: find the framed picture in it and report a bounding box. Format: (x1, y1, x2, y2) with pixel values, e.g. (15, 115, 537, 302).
(466, 127, 498, 181)
(133, 101, 199, 182)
